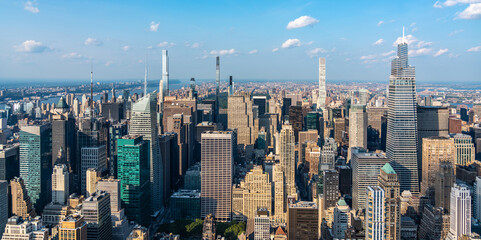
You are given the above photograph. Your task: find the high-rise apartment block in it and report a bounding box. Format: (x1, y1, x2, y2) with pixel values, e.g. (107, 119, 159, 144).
(317, 58, 326, 111)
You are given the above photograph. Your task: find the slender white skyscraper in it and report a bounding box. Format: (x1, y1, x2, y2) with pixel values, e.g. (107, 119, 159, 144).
(317, 57, 326, 111)
(365, 186, 386, 240)
(448, 184, 471, 239)
(162, 50, 169, 96)
(215, 56, 220, 121)
(386, 29, 419, 193)
(52, 164, 69, 205)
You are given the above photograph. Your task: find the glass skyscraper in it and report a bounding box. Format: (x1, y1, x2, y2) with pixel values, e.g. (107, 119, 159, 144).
(386, 34, 419, 193)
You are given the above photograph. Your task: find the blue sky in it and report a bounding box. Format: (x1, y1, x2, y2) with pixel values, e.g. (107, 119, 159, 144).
(0, 0, 480, 83)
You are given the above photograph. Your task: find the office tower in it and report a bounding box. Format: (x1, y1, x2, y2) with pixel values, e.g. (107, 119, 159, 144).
(127, 226, 149, 240)
(215, 56, 220, 122)
(10, 177, 36, 219)
(228, 76, 234, 96)
(367, 107, 388, 134)
(317, 57, 326, 111)
(287, 201, 319, 240)
(253, 96, 267, 116)
(418, 204, 450, 240)
(449, 118, 462, 134)
(162, 50, 169, 96)
(321, 138, 337, 169)
(306, 111, 323, 136)
(1, 216, 48, 240)
(305, 142, 321, 178)
(117, 136, 150, 226)
(299, 131, 318, 157)
(365, 186, 385, 240)
(85, 168, 98, 197)
(333, 198, 350, 239)
(377, 163, 400, 240)
(201, 131, 234, 221)
(288, 106, 303, 141)
(81, 191, 112, 240)
(108, 122, 128, 177)
(435, 163, 455, 211)
(281, 98, 291, 121)
(253, 209, 270, 240)
(101, 101, 124, 123)
(231, 166, 272, 221)
(351, 148, 389, 210)
(227, 92, 257, 146)
(97, 178, 130, 240)
(0, 181, 6, 239)
(0, 144, 19, 181)
(475, 177, 481, 221)
(279, 124, 296, 197)
(19, 124, 52, 212)
(349, 104, 367, 160)
(337, 165, 352, 195)
(184, 163, 201, 190)
(447, 184, 471, 239)
(322, 169, 339, 209)
(129, 93, 163, 213)
(202, 214, 216, 240)
(333, 117, 346, 145)
(386, 32, 419, 193)
(421, 136, 455, 200)
(58, 215, 87, 240)
(81, 146, 106, 195)
(52, 98, 76, 169)
(417, 106, 449, 179)
(453, 134, 475, 166)
(273, 163, 286, 223)
(52, 164, 69, 204)
(170, 189, 201, 220)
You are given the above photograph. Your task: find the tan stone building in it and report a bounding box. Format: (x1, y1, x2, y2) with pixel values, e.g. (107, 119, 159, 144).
(227, 92, 258, 146)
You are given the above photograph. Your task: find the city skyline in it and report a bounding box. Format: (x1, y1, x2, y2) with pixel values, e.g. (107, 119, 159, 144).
(0, 0, 480, 83)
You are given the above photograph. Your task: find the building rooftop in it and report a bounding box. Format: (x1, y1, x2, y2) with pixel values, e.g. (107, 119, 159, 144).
(289, 201, 318, 209)
(381, 163, 396, 174)
(171, 189, 201, 198)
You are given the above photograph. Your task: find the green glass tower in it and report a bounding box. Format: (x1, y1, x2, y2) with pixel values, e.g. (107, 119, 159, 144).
(19, 124, 52, 213)
(117, 135, 150, 226)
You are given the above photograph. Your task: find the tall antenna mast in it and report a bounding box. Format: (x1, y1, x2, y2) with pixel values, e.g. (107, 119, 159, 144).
(144, 54, 148, 96)
(402, 26, 405, 44)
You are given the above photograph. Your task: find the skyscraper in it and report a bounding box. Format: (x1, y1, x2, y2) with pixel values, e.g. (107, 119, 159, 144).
(117, 136, 150, 226)
(253, 209, 270, 240)
(227, 92, 257, 146)
(447, 184, 471, 239)
(10, 177, 36, 219)
(386, 31, 419, 193)
(52, 164, 69, 205)
(215, 56, 220, 122)
(58, 215, 87, 240)
(82, 191, 112, 240)
(129, 93, 163, 213)
(81, 146, 106, 195)
(421, 136, 455, 201)
(201, 131, 234, 222)
(333, 198, 350, 239)
(317, 57, 326, 111)
(348, 104, 367, 161)
(51, 97, 76, 168)
(0, 180, 7, 239)
(453, 133, 475, 166)
(287, 201, 319, 240)
(19, 124, 52, 212)
(365, 186, 386, 240)
(162, 50, 169, 97)
(377, 163, 400, 240)
(279, 124, 296, 197)
(351, 148, 389, 210)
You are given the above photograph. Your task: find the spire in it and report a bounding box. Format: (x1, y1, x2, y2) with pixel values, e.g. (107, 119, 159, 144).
(90, 62, 93, 110)
(144, 54, 148, 96)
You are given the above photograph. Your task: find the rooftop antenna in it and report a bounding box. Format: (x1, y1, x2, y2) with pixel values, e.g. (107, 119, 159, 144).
(144, 53, 148, 96)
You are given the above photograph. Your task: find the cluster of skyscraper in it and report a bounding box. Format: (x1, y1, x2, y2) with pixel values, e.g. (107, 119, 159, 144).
(0, 30, 481, 240)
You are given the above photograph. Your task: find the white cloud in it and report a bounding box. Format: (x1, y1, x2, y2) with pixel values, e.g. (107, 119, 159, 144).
(393, 34, 418, 46)
(416, 41, 433, 48)
(210, 48, 236, 56)
(307, 48, 327, 57)
(122, 45, 130, 51)
(381, 50, 395, 57)
(105, 61, 113, 67)
(377, 20, 384, 26)
(84, 38, 102, 46)
(360, 54, 377, 60)
(434, 1, 443, 8)
(408, 48, 433, 56)
(24, 1, 39, 13)
(190, 42, 200, 48)
(434, 48, 449, 56)
(272, 48, 279, 52)
(157, 41, 175, 48)
(14, 40, 50, 53)
(458, 3, 481, 19)
(61, 52, 85, 60)
(281, 38, 301, 48)
(286, 16, 319, 29)
(467, 45, 481, 52)
(448, 29, 464, 36)
(443, 0, 481, 7)
(373, 39, 384, 45)
(150, 21, 160, 32)
(248, 49, 258, 54)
